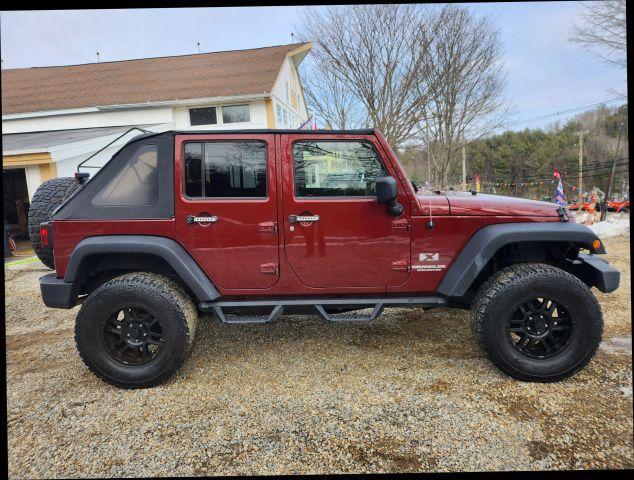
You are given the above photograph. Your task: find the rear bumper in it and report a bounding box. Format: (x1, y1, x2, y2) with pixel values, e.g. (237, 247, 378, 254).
(569, 254, 620, 293)
(40, 273, 77, 309)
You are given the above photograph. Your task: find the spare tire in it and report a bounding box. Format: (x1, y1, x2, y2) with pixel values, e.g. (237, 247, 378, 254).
(28, 177, 81, 269)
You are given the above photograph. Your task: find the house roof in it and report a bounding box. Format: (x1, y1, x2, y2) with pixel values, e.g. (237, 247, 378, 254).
(1, 43, 311, 116)
(2, 125, 158, 155)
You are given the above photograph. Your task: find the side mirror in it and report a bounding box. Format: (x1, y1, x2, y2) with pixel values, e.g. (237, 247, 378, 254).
(375, 176, 404, 217)
(376, 176, 398, 204)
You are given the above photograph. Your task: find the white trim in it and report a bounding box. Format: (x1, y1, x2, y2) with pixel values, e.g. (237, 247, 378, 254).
(3, 93, 270, 120)
(3, 148, 49, 156)
(3, 107, 101, 120)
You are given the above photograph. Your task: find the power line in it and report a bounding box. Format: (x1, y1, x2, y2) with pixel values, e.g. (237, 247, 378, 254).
(474, 161, 629, 183)
(474, 168, 629, 184)
(507, 96, 627, 128)
(477, 166, 629, 181)
(474, 171, 630, 188)
(472, 157, 629, 181)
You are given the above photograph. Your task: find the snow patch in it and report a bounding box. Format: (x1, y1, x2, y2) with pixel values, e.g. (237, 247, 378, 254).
(599, 336, 632, 355)
(585, 216, 630, 238)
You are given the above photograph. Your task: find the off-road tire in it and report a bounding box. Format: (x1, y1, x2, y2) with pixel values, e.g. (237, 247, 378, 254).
(75, 272, 199, 388)
(470, 263, 603, 382)
(28, 177, 81, 269)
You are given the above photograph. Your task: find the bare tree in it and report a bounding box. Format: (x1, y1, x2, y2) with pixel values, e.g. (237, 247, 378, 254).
(570, 0, 627, 69)
(301, 54, 367, 130)
(420, 5, 510, 188)
(298, 4, 436, 147)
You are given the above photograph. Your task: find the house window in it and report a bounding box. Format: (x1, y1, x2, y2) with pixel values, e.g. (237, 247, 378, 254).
(189, 107, 217, 126)
(283, 109, 288, 127)
(276, 105, 282, 124)
(293, 141, 387, 197)
(222, 104, 250, 123)
(184, 141, 267, 198)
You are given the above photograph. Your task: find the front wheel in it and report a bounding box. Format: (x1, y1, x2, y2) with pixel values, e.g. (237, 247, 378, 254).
(75, 273, 198, 388)
(470, 263, 603, 382)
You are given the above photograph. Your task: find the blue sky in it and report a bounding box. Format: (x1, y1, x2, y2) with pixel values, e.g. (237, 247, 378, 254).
(0, 3, 627, 131)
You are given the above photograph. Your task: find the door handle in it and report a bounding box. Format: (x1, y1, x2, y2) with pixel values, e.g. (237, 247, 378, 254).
(186, 215, 218, 224)
(289, 214, 320, 224)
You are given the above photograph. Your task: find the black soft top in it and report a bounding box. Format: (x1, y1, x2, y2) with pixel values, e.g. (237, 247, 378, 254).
(169, 128, 377, 135)
(53, 128, 379, 221)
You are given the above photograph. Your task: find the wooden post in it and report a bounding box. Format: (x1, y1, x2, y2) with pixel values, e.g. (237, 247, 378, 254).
(575, 130, 589, 201)
(461, 143, 466, 191)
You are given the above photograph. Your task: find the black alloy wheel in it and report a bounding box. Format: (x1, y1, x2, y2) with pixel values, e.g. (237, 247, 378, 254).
(506, 297, 574, 359)
(102, 306, 165, 366)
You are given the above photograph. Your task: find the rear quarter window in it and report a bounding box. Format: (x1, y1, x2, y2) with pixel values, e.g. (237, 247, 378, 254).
(91, 144, 158, 206)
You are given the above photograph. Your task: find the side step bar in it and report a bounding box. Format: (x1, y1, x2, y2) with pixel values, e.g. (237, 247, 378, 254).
(199, 296, 447, 324)
(211, 304, 284, 324)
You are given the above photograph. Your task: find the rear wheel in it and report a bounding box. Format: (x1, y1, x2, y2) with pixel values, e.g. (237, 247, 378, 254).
(75, 272, 198, 388)
(28, 177, 81, 269)
(470, 263, 603, 382)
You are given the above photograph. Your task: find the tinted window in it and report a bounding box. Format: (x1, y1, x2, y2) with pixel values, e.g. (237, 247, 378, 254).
(293, 141, 387, 197)
(222, 104, 250, 123)
(189, 107, 217, 126)
(92, 144, 158, 206)
(184, 143, 203, 197)
(184, 142, 266, 197)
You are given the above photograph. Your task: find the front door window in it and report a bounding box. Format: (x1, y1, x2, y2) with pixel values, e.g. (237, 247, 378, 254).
(293, 141, 387, 197)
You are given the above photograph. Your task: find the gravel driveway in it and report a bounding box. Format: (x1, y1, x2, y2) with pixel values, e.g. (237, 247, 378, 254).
(6, 235, 633, 476)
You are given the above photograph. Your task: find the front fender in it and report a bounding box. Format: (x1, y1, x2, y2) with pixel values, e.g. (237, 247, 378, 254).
(437, 222, 609, 298)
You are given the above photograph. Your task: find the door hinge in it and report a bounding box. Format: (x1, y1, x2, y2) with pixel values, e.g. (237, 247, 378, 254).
(391, 218, 410, 231)
(391, 260, 410, 272)
(260, 263, 278, 275)
(258, 221, 278, 234)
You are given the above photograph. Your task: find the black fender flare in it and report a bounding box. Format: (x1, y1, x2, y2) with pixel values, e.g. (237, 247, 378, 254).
(64, 235, 220, 302)
(436, 222, 607, 298)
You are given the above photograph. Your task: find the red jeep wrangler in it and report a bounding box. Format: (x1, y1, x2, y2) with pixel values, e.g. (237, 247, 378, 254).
(30, 129, 620, 388)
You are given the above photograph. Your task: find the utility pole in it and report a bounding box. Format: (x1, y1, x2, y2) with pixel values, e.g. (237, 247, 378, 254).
(600, 122, 624, 221)
(423, 119, 434, 188)
(461, 140, 467, 191)
(575, 130, 589, 200)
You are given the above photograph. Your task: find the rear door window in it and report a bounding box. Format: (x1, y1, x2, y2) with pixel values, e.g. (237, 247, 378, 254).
(184, 141, 267, 198)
